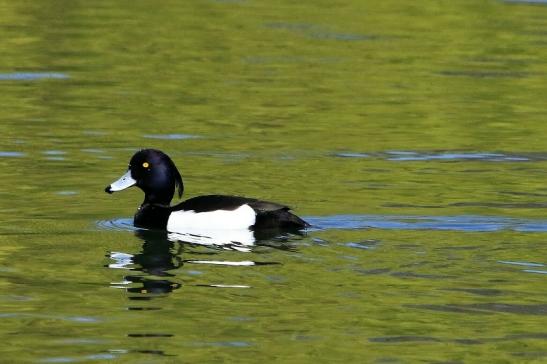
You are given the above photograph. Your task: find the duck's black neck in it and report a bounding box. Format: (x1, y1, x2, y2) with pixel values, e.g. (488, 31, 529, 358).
(135, 188, 175, 229)
(142, 191, 173, 206)
(134, 203, 171, 229)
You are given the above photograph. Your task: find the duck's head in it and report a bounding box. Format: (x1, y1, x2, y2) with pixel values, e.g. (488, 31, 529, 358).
(105, 149, 183, 205)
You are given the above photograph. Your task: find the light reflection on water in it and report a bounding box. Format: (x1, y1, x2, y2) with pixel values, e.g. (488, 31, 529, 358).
(2, 148, 544, 163)
(308, 214, 547, 232)
(142, 134, 201, 140)
(335, 150, 535, 162)
(0, 151, 25, 157)
(0, 72, 69, 80)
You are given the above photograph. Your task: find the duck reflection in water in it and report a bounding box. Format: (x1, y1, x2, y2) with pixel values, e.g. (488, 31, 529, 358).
(109, 229, 183, 298)
(108, 226, 297, 298)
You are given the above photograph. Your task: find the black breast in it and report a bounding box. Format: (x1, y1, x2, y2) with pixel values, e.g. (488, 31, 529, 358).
(134, 204, 171, 229)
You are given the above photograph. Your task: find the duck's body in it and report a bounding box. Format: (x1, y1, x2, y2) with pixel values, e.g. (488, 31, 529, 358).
(135, 194, 308, 231)
(105, 149, 309, 232)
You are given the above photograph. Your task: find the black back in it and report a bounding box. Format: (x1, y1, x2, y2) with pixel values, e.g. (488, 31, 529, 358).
(171, 195, 287, 213)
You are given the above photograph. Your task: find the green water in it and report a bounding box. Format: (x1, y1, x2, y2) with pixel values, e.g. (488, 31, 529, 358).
(1, 0, 547, 362)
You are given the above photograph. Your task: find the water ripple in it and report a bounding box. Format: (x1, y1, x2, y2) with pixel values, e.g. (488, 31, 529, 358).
(265, 22, 377, 42)
(498, 261, 547, 275)
(100, 215, 547, 234)
(308, 214, 547, 232)
(40, 354, 118, 363)
(96, 219, 138, 232)
(369, 332, 547, 345)
(143, 134, 200, 140)
(386, 151, 529, 161)
(438, 70, 529, 78)
(0, 312, 99, 323)
(504, 0, 547, 4)
(0, 151, 25, 158)
(498, 261, 545, 267)
(0, 72, 69, 81)
(189, 340, 251, 347)
(407, 303, 547, 315)
(334, 151, 531, 162)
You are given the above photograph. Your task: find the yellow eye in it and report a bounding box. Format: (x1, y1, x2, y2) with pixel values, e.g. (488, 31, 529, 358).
(142, 162, 150, 168)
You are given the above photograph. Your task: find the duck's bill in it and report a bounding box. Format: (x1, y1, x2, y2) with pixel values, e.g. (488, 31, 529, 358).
(105, 170, 136, 194)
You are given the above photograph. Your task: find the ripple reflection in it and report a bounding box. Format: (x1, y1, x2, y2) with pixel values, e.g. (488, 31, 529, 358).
(105, 226, 287, 302)
(307, 214, 547, 232)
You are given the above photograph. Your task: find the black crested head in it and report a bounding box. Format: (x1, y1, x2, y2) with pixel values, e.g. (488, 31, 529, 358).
(127, 149, 184, 205)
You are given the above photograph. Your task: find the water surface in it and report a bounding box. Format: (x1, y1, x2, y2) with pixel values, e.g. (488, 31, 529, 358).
(1, 0, 547, 363)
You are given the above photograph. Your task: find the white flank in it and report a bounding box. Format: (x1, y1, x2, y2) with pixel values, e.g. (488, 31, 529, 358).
(167, 204, 256, 231)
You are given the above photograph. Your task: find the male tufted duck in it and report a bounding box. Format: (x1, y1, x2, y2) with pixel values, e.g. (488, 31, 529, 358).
(105, 149, 309, 231)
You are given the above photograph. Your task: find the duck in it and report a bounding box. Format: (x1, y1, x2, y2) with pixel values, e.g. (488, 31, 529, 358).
(105, 149, 309, 232)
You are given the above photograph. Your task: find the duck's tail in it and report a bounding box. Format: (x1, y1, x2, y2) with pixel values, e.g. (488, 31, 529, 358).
(254, 208, 310, 230)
